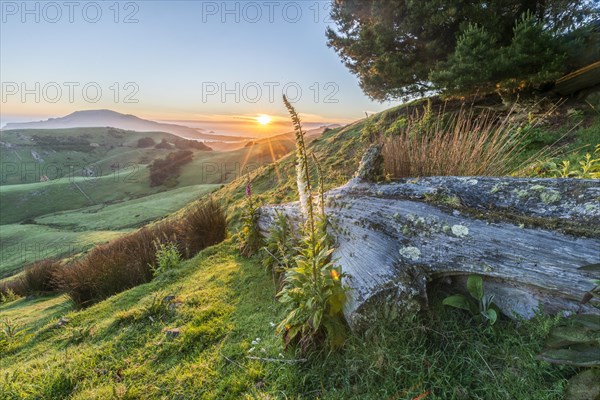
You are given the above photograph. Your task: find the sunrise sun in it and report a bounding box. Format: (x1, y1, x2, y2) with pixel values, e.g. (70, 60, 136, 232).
(257, 114, 272, 125)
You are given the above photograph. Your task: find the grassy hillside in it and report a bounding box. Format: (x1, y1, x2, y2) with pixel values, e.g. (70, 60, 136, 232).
(0, 185, 218, 278)
(1, 97, 597, 399)
(0, 128, 184, 185)
(0, 241, 573, 399)
(0, 125, 318, 225)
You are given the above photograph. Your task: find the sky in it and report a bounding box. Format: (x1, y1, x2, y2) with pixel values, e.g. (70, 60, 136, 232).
(0, 1, 402, 136)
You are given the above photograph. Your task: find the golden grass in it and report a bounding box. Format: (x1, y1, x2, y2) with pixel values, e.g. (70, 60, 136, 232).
(382, 106, 540, 178)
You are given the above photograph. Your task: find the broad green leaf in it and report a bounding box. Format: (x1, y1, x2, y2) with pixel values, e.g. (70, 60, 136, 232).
(565, 369, 600, 400)
(443, 295, 472, 311)
(570, 314, 600, 331)
(481, 294, 495, 311)
(545, 326, 599, 349)
(482, 309, 497, 325)
(467, 275, 484, 300)
(577, 263, 600, 278)
(578, 263, 600, 274)
(537, 344, 600, 367)
(312, 309, 323, 330)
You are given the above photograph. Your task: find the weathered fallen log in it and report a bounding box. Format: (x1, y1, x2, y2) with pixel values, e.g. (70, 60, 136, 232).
(259, 174, 600, 329)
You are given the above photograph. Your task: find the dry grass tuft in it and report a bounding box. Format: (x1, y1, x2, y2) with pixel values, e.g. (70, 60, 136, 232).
(53, 199, 226, 307)
(382, 106, 539, 178)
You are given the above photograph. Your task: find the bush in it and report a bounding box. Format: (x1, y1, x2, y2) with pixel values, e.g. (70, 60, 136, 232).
(149, 150, 194, 187)
(0, 287, 21, 304)
(262, 211, 297, 290)
(237, 176, 262, 257)
(54, 201, 226, 307)
(0, 278, 25, 300)
(179, 199, 227, 258)
(20, 259, 61, 294)
(53, 228, 162, 307)
(152, 242, 181, 276)
(522, 144, 600, 178)
(429, 23, 502, 95)
(174, 137, 212, 151)
(154, 139, 173, 149)
(137, 137, 156, 148)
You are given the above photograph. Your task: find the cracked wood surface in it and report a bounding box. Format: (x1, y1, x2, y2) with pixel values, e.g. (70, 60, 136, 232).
(259, 177, 600, 328)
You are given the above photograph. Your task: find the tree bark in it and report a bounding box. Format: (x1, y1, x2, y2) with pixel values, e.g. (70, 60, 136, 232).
(258, 176, 600, 329)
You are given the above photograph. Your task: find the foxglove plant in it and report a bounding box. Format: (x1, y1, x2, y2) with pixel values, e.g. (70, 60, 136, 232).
(238, 173, 262, 257)
(284, 95, 313, 229)
(277, 96, 347, 352)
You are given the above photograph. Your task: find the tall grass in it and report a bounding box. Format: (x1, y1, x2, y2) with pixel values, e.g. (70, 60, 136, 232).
(0, 259, 62, 298)
(179, 199, 226, 258)
(20, 259, 62, 294)
(382, 106, 537, 178)
(54, 199, 226, 307)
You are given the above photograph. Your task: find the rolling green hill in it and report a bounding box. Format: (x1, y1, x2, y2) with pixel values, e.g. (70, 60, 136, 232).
(0, 184, 218, 278)
(0, 125, 325, 277)
(1, 98, 598, 399)
(0, 128, 186, 185)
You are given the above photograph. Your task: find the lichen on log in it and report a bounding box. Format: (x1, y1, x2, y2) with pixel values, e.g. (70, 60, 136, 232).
(259, 175, 600, 329)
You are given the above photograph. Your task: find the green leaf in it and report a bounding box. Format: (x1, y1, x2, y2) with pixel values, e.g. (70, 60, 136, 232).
(482, 309, 497, 325)
(570, 314, 600, 331)
(565, 369, 600, 400)
(481, 294, 495, 312)
(443, 295, 472, 311)
(578, 263, 600, 274)
(545, 326, 599, 349)
(467, 275, 484, 300)
(537, 344, 600, 367)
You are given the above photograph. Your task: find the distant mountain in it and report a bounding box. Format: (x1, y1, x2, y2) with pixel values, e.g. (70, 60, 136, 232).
(2, 109, 248, 142)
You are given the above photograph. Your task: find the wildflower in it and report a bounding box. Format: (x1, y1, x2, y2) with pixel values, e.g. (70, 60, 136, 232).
(331, 269, 340, 281)
(284, 94, 312, 221)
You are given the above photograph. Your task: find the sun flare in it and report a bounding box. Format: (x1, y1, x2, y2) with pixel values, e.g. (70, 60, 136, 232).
(257, 114, 272, 125)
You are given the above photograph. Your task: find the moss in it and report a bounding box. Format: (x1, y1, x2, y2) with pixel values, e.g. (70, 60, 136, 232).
(411, 184, 597, 237)
(462, 208, 599, 238)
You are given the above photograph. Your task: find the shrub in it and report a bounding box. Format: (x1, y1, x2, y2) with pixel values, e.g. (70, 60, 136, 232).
(179, 199, 226, 258)
(173, 137, 212, 151)
(0, 278, 26, 299)
(137, 137, 156, 148)
(0, 287, 21, 304)
(0, 318, 28, 355)
(526, 144, 600, 179)
(53, 229, 160, 307)
(54, 201, 226, 307)
(262, 211, 297, 289)
(154, 139, 173, 149)
(382, 106, 533, 178)
(149, 150, 194, 187)
(429, 23, 502, 95)
(152, 242, 181, 276)
(20, 259, 61, 294)
(238, 175, 262, 257)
